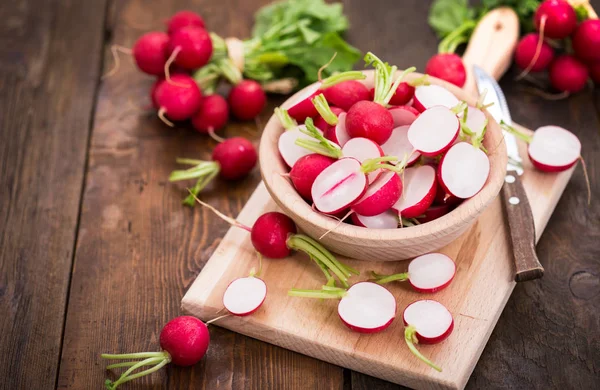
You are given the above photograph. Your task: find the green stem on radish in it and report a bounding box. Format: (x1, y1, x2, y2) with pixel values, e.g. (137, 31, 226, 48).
(320, 71, 367, 89)
(500, 121, 533, 144)
(408, 74, 430, 87)
(295, 118, 343, 159)
(404, 326, 442, 372)
(438, 20, 476, 54)
(275, 107, 298, 130)
(370, 271, 409, 284)
(102, 351, 171, 390)
(169, 160, 221, 207)
(312, 94, 338, 125)
(365, 51, 416, 106)
(383, 66, 417, 106)
(192, 64, 221, 95)
(106, 357, 163, 370)
(361, 154, 410, 174)
(288, 288, 348, 299)
(450, 101, 468, 115)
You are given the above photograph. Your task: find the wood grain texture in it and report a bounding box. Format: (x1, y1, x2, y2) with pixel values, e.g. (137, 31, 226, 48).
(0, 0, 107, 388)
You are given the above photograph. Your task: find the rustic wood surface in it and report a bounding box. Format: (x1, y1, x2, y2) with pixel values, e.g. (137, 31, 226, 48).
(0, 0, 598, 389)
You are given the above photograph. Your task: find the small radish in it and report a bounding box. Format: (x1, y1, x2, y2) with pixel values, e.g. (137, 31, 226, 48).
(312, 93, 344, 133)
(132, 32, 170, 76)
(403, 300, 454, 371)
(228, 80, 267, 120)
(549, 55, 589, 93)
(438, 142, 490, 199)
(351, 171, 402, 217)
(154, 74, 203, 124)
(416, 204, 450, 224)
(323, 80, 371, 111)
(167, 10, 206, 35)
(311, 158, 368, 214)
(169, 137, 257, 205)
(290, 154, 336, 201)
(425, 53, 466, 87)
(380, 125, 421, 166)
(342, 137, 384, 184)
(412, 85, 459, 113)
(371, 253, 455, 293)
(376, 74, 429, 106)
(351, 210, 399, 229)
(514, 33, 555, 72)
(101, 316, 209, 389)
(408, 106, 460, 156)
(534, 0, 577, 40)
(167, 26, 213, 70)
(392, 165, 437, 219)
(324, 112, 351, 147)
(289, 282, 397, 333)
(191, 94, 229, 139)
(572, 19, 600, 64)
(388, 105, 419, 127)
(223, 275, 267, 316)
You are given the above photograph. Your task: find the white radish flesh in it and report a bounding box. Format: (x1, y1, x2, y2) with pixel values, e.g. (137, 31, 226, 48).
(408, 253, 455, 293)
(312, 158, 367, 214)
(408, 106, 459, 156)
(278, 125, 313, 167)
(389, 106, 419, 127)
(528, 125, 581, 171)
(333, 112, 351, 147)
(352, 171, 402, 217)
(338, 282, 396, 333)
(380, 126, 421, 166)
(403, 300, 453, 343)
(351, 210, 398, 229)
(223, 277, 267, 316)
(463, 106, 487, 137)
(342, 137, 384, 184)
(392, 165, 437, 218)
(413, 85, 459, 112)
(439, 142, 490, 199)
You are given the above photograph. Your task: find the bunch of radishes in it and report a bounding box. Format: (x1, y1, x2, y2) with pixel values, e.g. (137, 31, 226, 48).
(278, 52, 491, 229)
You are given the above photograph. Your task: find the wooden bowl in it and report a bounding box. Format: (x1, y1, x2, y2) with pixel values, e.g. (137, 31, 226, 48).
(259, 70, 507, 261)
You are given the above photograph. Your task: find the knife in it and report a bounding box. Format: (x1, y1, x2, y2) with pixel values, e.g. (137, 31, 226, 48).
(473, 65, 544, 282)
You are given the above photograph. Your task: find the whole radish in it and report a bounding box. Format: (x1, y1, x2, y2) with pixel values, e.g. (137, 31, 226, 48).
(168, 26, 213, 70)
(154, 74, 203, 124)
(514, 33, 555, 72)
(191, 94, 229, 138)
(167, 10, 205, 35)
(290, 154, 336, 201)
(549, 55, 589, 93)
(132, 32, 170, 76)
(228, 80, 267, 120)
(323, 80, 371, 111)
(534, 0, 577, 39)
(101, 316, 209, 389)
(425, 53, 466, 87)
(572, 19, 600, 64)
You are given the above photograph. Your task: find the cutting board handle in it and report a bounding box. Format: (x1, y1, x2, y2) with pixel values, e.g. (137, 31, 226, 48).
(462, 7, 520, 97)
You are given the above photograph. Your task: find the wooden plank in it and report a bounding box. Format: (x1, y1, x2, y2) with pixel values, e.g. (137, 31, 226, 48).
(0, 0, 107, 388)
(56, 0, 344, 388)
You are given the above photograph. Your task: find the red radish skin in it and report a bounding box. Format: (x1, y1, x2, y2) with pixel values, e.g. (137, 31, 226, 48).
(228, 80, 266, 120)
(191, 94, 229, 135)
(251, 212, 297, 259)
(341, 137, 384, 184)
(352, 171, 402, 217)
(345, 101, 394, 144)
(403, 300, 454, 345)
(168, 26, 213, 69)
(416, 204, 450, 224)
(438, 142, 490, 199)
(390, 82, 416, 106)
(159, 316, 210, 366)
(514, 33, 555, 72)
(223, 277, 267, 316)
(167, 11, 206, 35)
(381, 125, 421, 166)
(589, 63, 600, 84)
(132, 32, 170, 76)
(549, 55, 589, 93)
(212, 137, 257, 180)
(425, 53, 466, 87)
(351, 210, 398, 229)
(413, 85, 459, 113)
(323, 80, 371, 111)
(150, 78, 162, 109)
(154, 74, 203, 121)
(315, 106, 345, 132)
(434, 181, 462, 207)
(407, 106, 459, 156)
(534, 0, 577, 40)
(337, 282, 397, 333)
(311, 158, 368, 214)
(573, 19, 600, 64)
(392, 165, 437, 219)
(285, 84, 321, 122)
(324, 112, 351, 147)
(389, 106, 419, 127)
(290, 154, 336, 201)
(528, 126, 581, 172)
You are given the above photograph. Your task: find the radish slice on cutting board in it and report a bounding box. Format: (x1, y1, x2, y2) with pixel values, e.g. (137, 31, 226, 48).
(413, 85, 459, 112)
(351, 210, 399, 229)
(312, 158, 367, 214)
(380, 126, 421, 166)
(338, 282, 397, 333)
(408, 106, 459, 156)
(438, 142, 490, 199)
(389, 105, 419, 127)
(352, 171, 402, 217)
(223, 276, 267, 316)
(392, 165, 437, 219)
(528, 125, 581, 172)
(342, 137, 384, 184)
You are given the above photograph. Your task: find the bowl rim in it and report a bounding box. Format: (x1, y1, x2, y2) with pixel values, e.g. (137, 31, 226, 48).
(259, 70, 507, 241)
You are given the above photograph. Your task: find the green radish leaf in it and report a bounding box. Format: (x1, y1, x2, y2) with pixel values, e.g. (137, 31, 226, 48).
(428, 0, 475, 39)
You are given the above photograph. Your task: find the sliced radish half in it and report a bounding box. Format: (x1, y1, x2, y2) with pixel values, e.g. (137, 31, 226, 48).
(408, 106, 459, 156)
(324, 112, 351, 147)
(413, 85, 460, 112)
(338, 282, 397, 333)
(389, 105, 419, 127)
(392, 165, 437, 219)
(528, 125, 581, 172)
(342, 137, 384, 183)
(351, 210, 398, 229)
(439, 142, 490, 199)
(463, 106, 487, 138)
(283, 83, 321, 122)
(278, 125, 313, 167)
(415, 204, 449, 224)
(380, 126, 421, 166)
(312, 158, 367, 214)
(352, 171, 402, 217)
(223, 276, 267, 316)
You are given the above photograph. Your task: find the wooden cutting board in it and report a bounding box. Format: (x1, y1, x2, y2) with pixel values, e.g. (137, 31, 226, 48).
(182, 132, 575, 389)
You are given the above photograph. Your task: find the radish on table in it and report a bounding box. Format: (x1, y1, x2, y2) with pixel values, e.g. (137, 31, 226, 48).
(514, 33, 555, 74)
(425, 53, 466, 87)
(153, 74, 203, 126)
(167, 26, 213, 70)
(191, 94, 229, 141)
(132, 32, 170, 76)
(548, 55, 589, 93)
(166, 10, 205, 35)
(228, 79, 267, 120)
(534, 0, 577, 40)
(572, 19, 600, 64)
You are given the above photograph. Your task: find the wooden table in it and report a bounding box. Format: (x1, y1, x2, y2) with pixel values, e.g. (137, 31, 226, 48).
(1, 0, 599, 389)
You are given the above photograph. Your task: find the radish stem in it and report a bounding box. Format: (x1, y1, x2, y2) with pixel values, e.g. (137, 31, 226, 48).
(101, 352, 165, 360)
(404, 326, 442, 372)
(288, 288, 347, 299)
(320, 71, 367, 89)
(371, 271, 409, 284)
(312, 94, 339, 125)
(275, 107, 297, 129)
(438, 20, 476, 54)
(106, 357, 163, 370)
(107, 358, 170, 389)
(295, 118, 343, 158)
(500, 121, 533, 144)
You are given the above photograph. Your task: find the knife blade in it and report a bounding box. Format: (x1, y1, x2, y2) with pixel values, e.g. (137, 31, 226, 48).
(473, 65, 543, 282)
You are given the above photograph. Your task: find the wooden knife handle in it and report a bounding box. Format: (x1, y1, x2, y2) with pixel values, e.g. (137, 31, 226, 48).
(501, 173, 544, 282)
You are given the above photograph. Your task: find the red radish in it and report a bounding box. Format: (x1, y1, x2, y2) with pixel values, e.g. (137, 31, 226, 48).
(345, 101, 394, 144)
(514, 33, 555, 72)
(167, 10, 205, 35)
(168, 26, 213, 70)
(228, 80, 267, 120)
(101, 316, 209, 388)
(311, 93, 345, 134)
(154, 74, 203, 124)
(323, 80, 371, 111)
(549, 55, 589, 93)
(342, 137, 384, 184)
(380, 125, 421, 166)
(438, 142, 490, 199)
(573, 19, 600, 64)
(250, 212, 297, 258)
(324, 112, 351, 147)
(416, 204, 450, 224)
(527, 125, 581, 172)
(316, 106, 345, 132)
(403, 300, 454, 371)
(392, 165, 437, 219)
(372, 253, 456, 293)
(589, 62, 600, 84)
(132, 32, 170, 76)
(150, 78, 162, 109)
(351, 171, 402, 217)
(413, 85, 459, 112)
(290, 154, 336, 201)
(389, 82, 415, 105)
(191, 94, 229, 137)
(312, 158, 368, 214)
(434, 181, 462, 207)
(425, 53, 466, 87)
(534, 0, 577, 40)
(389, 105, 419, 127)
(351, 210, 398, 229)
(407, 106, 460, 156)
(223, 276, 267, 316)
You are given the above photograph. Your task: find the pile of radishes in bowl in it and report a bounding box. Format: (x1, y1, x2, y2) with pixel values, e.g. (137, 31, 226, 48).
(276, 52, 492, 230)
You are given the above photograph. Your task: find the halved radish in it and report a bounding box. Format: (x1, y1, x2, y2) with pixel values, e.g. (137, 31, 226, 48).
(528, 125, 581, 172)
(408, 106, 460, 156)
(290, 154, 336, 201)
(312, 158, 368, 214)
(413, 85, 459, 113)
(438, 142, 490, 199)
(403, 300, 453, 371)
(434, 180, 462, 207)
(462, 106, 487, 138)
(278, 125, 315, 167)
(351, 210, 398, 229)
(389, 105, 419, 127)
(351, 171, 402, 217)
(392, 165, 437, 218)
(223, 276, 267, 316)
(372, 253, 456, 293)
(416, 204, 450, 223)
(381, 126, 420, 166)
(342, 137, 384, 183)
(325, 112, 351, 147)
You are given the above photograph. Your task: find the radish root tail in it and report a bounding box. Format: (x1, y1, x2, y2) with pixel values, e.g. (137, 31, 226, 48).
(519, 87, 569, 101)
(317, 52, 338, 83)
(164, 46, 188, 87)
(102, 45, 133, 80)
(208, 128, 226, 143)
(157, 107, 174, 127)
(319, 209, 353, 240)
(205, 314, 231, 325)
(187, 190, 253, 232)
(516, 15, 547, 81)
